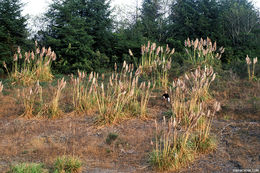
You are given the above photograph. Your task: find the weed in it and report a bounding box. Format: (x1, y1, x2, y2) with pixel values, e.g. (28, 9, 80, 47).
(9, 162, 47, 173)
(53, 155, 82, 173)
(106, 132, 119, 145)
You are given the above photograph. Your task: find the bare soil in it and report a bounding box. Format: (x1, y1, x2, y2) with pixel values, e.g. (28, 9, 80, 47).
(0, 79, 259, 172)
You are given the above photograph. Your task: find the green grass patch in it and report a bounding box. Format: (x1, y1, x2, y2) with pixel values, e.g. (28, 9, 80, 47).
(9, 163, 47, 173)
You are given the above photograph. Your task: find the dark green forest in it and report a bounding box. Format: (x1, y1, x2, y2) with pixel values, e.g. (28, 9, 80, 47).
(0, 0, 259, 75)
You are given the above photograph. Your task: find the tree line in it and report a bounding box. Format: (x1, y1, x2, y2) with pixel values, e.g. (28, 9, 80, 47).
(0, 0, 259, 74)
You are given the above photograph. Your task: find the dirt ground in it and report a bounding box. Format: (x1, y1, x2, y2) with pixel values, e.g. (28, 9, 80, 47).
(0, 79, 259, 172)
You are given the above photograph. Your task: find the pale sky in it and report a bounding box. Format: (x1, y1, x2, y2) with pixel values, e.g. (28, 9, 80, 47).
(21, 0, 260, 17)
(21, 0, 141, 17)
(21, 0, 260, 36)
(21, 0, 142, 35)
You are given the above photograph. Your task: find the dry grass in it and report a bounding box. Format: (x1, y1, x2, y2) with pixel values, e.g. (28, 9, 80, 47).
(0, 81, 3, 94)
(170, 66, 218, 127)
(185, 37, 223, 67)
(20, 81, 43, 117)
(130, 41, 174, 89)
(0, 76, 259, 172)
(3, 42, 56, 86)
(49, 78, 66, 118)
(1, 38, 259, 172)
(150, 65, 221, 171)
(246, 55, 258, 81)
(93, 61, 154, 124)
(70, 71, 97, 114)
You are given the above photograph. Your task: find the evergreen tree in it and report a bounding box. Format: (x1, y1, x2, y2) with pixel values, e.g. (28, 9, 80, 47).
(0, 0, 28, 73)
(85, 0, 113, 54)
(220, 0, 259, 46)
(40, 0, 113, 73)
(168, 0, 220, 42)
(140, 0, 163, 41)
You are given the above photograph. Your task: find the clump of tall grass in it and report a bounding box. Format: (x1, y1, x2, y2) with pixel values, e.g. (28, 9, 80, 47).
(150, 66, 221, 171)
(150, 103, 220, 171)
(49, 78, 66, 117)
(93, 61, 137, 124)
(53, 155, 82, 173)
(184, 37, 224, 67)
(3, 41, 56, 86)
(9, 162, 47, 173)
(139, 81, 155, 118)
(129, 41, 174, 89)
(21, 81, 43, 117)
(93, 61, 154, 124)
(170, 66, 216, 126)
(246, 55, 258, 81)
(70, 71, 97, 114)
(150, 117, 194, 171)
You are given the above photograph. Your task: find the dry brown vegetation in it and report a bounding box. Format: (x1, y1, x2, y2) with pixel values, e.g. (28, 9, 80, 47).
(0, 75, 259, 172)
(0, 40, 259, 172)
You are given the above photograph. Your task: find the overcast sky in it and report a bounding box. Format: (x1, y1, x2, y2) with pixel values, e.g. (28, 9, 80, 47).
(21, 0, 141, 17)
(21, 0, 260, 36)
(21, 0, 260, 17)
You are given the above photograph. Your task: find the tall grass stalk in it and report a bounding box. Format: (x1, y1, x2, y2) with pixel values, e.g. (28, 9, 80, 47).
(130, 41, 174, 89)
(170, 66, 216, 126)
(185, 37, 223, 67)
(150, 117, 194, 171)
(3, 42, 56, 86)
(246, 55, 258, 81)
(49, 78, 66, 117)
(93, 62, 137, 124)
(70, 71, 96, 114)
(139, 81, 155, 118)
(21, 81, 43, 117)
(151, 66, 221, 170)
(0, 81, 3, 94)
(93, 61, 154, 124)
